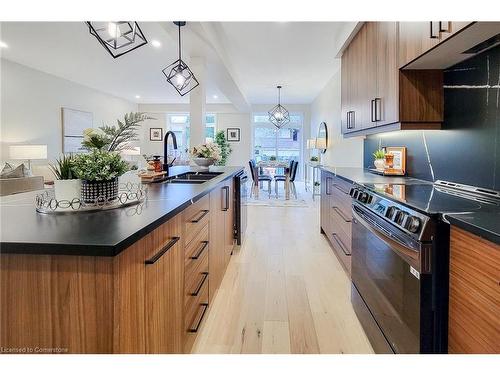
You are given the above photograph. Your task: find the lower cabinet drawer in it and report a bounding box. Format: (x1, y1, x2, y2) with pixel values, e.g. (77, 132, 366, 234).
(184, 274, 209, 352)
(185, 253, 209, 301)
(330, 206, 352, 242)
(183, 195, 210, 246)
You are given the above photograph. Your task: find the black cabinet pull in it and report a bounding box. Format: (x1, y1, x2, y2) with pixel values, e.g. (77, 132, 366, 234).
(191, 209, 209, 223)
(332, 233, 351, 256)
(439, 21, 450, 33)
(374, 97, 381, 122)
(187, 303, 209, 333)
(190, 241, 209, 260)
(222, 186, 229, 211)
(430, 21, 439, 38)
(371, 100, 376, 122)
(346, 112, 350, 129)
(332, 206, 352, 223)
(351, 111, 355, 129)
(326, 177, 332, 195)
(190, 272, 209, 296)
(332, 183, 349, 195)
(145, 237, 180, 265)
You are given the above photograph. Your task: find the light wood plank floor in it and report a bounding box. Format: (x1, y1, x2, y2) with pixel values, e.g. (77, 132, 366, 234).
(192, 185, 373, 354)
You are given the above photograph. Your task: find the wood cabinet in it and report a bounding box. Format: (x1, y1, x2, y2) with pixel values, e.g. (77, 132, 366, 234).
(320, 170, 353, 276)
(341, 22, 444, 137)
(399, 22, 472, 67)
(0, 178, 237, 354)
(448, 226, 500, 354)
(209, 179, 235, 302)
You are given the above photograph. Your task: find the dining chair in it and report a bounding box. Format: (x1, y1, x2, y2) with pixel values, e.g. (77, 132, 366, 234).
(249, 160, 271, 198)
(274, 160, 299, 199)
(274, 159, 294, 180)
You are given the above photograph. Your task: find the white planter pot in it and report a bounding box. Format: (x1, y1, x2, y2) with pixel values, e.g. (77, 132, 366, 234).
(374, 159, 385, 170)
(192, 157, 215, 169)
(54, 179, 82, 202)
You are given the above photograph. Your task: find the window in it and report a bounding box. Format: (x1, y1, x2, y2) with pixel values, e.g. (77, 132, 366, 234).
(166, 113, 217, 152)
(252, 112, 303, 179)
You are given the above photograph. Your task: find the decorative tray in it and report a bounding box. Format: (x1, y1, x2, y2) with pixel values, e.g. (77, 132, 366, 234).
(35, 182, 147, 214)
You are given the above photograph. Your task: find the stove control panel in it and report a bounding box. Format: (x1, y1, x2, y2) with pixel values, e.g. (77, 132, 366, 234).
(349, 185, 431, 241)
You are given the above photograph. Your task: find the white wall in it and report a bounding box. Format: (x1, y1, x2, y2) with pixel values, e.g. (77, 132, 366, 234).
(0, 59, 138, 165)
(217, 112, 251, 168)
(310, 68, 364, 167)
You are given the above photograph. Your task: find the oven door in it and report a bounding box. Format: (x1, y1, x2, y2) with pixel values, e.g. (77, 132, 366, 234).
(351, 203, 425, 354)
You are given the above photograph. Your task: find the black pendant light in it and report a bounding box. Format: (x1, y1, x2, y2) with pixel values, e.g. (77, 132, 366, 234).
(86, 22, 147, 58)
(162, 22, 200, 97)
(268, 85, 290, 129)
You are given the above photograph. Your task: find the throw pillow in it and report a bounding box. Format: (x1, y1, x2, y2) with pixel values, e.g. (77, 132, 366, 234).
(0, 164, 26, 179)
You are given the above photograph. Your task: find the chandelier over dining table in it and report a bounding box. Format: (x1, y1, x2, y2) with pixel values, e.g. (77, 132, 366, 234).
(268, 85, 290, 129)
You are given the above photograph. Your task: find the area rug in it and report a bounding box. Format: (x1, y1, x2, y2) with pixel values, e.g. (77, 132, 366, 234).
(246, 196, 309, 208)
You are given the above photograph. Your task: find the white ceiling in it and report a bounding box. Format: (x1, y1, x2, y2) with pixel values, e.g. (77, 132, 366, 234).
(0, 22, 230, 104)
(215, 22, 345, 104)
(0, 22, 352, 106)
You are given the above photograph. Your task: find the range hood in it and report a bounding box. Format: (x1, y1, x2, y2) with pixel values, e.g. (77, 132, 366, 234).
(403, 22, 500, 69)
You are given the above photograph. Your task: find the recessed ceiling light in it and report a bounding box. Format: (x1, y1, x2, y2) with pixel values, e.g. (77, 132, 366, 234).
(0, 41, 8, 49)
(213, 95, 218, 99)
(151, 40, 161, 48)
(135, 95, 141, 99)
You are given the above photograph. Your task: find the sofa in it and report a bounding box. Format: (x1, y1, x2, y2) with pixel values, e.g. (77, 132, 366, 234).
(0, 176, 44, 196)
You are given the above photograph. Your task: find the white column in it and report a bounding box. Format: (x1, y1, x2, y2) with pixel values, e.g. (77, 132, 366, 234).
(189, 56, 206, 148)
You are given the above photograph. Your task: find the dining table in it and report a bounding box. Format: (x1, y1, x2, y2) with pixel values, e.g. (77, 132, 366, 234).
(256, 160, 291, 200)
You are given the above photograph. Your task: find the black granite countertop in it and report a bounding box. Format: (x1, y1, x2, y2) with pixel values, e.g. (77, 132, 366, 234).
(319, 165, 500, 245)
(0, 166, 244, 256)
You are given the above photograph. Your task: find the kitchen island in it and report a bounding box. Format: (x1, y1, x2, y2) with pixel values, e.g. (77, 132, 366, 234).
(0, 166, 244, 353)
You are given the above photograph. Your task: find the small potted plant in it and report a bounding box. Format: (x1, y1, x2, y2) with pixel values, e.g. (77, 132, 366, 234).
(190, 143, 222, 169)
(214, 130, 232, 166)
(373, 149, 386, 170)
(72, 150, 128, 203)
(49, 154, 81, 202)
(310, 156, 319, 165)
(269, 155, 277, 162)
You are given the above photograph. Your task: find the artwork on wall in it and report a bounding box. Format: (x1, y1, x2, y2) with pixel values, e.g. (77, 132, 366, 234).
(61, 108, 93, 153)
(149, 128, 163, 141)
(226, 128, 241, 142)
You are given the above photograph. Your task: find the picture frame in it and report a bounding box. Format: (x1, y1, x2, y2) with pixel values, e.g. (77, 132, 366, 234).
(61, 107, 93, 153)
(385, 146, 407, 175)
(227, 128, 240, 142)
(149, 128, 163, 141)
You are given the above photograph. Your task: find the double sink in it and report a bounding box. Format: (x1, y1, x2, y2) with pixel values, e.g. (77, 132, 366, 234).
(165, 171, 223, 184)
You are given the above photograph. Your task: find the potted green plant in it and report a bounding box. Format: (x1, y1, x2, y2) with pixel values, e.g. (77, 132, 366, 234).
(373, 149, 386, 170)
(269, 155, 277, 162)
(310, 156, 319, 164)
(214, 130, 232, 166)
(190, 143, 222, 169)
(71, 150, 128, 203)
(49, 154, 81, 202)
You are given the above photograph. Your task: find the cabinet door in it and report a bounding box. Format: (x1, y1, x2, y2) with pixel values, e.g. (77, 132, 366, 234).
(209, 184, 226, 301)
(362, 22, 377, 130)
(224, 178, 235, 267)
(375, 22, 399, 126)
(398, 22, 440, 67)
(144, 215, 184, 353)
(348, 26, 363, 132)
(320, 171, 333, 235)
(341, 46, 351, 134)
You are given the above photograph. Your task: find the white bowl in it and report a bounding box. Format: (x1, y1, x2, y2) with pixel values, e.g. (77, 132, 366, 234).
(192, 157, 215, 168)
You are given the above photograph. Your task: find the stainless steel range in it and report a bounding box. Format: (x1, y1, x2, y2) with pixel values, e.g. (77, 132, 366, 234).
(349, 184, 449, 354)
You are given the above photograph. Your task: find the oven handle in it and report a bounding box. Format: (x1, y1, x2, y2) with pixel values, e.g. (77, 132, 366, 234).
(352, 204, 420, 266)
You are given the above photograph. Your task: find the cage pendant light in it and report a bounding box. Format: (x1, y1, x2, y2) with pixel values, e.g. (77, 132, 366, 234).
(86, 21, 148, 58)
(268, 85, 290, 129)
(162, 21, 200, 96)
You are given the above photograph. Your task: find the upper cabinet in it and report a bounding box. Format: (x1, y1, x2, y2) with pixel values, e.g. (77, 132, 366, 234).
(399, 22, 472, 68)
(341, 22, 445, 137)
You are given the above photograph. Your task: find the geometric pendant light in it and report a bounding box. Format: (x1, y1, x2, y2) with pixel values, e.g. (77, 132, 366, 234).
(162, 21, 200, 97)
(85, 21, 148, 58)
(268, 85, 290, 129)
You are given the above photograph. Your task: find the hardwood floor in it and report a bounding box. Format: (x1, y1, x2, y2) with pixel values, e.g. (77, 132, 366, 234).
(192, 185, 373, 354)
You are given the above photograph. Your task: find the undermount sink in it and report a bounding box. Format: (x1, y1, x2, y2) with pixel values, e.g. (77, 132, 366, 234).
(166, 171, 223, 184)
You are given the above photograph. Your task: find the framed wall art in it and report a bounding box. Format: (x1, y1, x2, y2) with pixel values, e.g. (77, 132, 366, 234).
(227, 128, 240, 142)
(61, 108, 93, 153)
(149, 128, 163, 141)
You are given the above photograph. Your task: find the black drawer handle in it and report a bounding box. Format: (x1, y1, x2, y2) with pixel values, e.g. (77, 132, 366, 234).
(188, 303, 209, 333)
(430, 21, 439, 38)
(332, 233, 351, 256)
(190, 272, 209, 296)
(326, 177, 332, 195)
(191, 209, 209, 223)
(332, 206, 352, 223)
(332, 184, 350, 195)
(222, 186, 230, 211)
(190, 241, 209, 260)
(145, 237, 180, 265)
